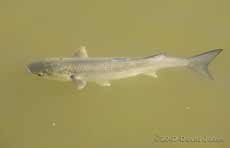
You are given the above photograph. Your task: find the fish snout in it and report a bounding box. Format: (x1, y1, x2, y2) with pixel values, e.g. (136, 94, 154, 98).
(26, 62, 49, 77)
(26, 63, 37, 74)
(26, 66, 32, 74)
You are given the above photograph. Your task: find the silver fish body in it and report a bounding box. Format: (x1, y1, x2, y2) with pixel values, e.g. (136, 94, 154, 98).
(27, 47, 223, 90)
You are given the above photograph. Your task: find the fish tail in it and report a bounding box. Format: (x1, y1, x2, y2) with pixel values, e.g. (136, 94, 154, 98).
(188, 49, 223, 80)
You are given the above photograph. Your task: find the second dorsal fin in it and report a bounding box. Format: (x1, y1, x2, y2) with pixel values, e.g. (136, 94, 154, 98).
(144, 53, 166, 60)
(73, 46, 88, 58)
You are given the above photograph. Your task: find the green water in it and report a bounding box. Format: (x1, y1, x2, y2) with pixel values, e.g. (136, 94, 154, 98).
(0, 0, 229, 147)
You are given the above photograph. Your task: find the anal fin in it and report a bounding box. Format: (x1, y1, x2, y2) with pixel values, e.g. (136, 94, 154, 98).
(144, 72, 158, 78)
(96, 81, 111, 87)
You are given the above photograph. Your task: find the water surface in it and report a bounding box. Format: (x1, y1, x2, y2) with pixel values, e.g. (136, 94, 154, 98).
(0, 0, 229, 147)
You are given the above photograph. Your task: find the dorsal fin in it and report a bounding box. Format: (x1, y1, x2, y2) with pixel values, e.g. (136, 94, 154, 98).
(73, 46, 88, 58)
(144, 53, 166, 59)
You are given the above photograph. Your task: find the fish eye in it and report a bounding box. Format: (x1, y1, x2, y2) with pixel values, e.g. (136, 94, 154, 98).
(37, 73, 44, 77)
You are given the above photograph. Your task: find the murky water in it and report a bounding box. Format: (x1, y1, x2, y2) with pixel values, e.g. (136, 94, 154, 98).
(0, 0, 229, 147)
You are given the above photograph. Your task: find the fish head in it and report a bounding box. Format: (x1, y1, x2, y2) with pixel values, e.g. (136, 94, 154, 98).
(26, 60, 55, 77)
(26, 59, 70, 81)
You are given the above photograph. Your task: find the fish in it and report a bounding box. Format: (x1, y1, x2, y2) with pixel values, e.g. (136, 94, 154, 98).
(26, 47, 223, 90)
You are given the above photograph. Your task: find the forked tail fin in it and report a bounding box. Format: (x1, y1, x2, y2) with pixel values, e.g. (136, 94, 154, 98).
(188, 49, 223, 80)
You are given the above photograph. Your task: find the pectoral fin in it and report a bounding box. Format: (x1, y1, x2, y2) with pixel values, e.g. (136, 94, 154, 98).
(71, 75, 87, 90)
(96, 81, 111, 87)
(144, 72, 158, 78)
(73, 46, 88, 58)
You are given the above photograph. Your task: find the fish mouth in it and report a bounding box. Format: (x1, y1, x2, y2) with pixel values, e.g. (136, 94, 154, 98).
(26, 66, 32, 74)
